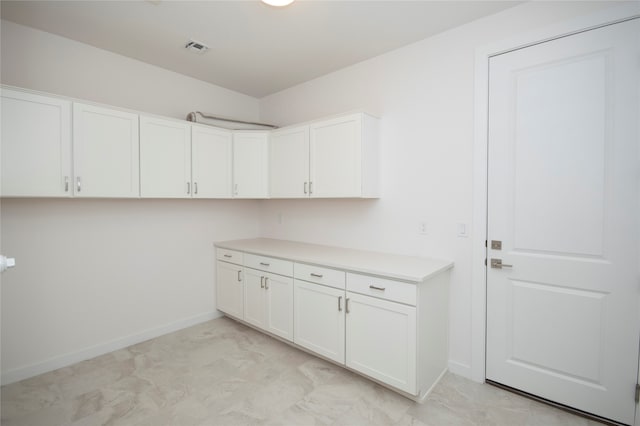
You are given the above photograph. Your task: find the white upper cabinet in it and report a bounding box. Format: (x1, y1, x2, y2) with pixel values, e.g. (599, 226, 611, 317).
(269, 126, 310, 198)
(140, 116, 192, 198)
(269, 113, 380, 199)
(73, 103, 139, 197)
(233, 131, 269, 198)
(310, 113, 379, 198)
(191, 125, 233, 198)
(1, 89, 72, 197)
(2, 86, 380, 200)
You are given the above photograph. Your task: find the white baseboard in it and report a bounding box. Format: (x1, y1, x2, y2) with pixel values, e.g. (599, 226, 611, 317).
(448, 360, 474, 381)
(1, 310, 223, 385)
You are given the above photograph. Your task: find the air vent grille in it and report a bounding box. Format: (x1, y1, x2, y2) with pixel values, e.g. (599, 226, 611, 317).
(185, 40, 209, 53)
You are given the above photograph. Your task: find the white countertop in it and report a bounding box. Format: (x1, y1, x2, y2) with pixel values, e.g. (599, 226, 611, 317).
(215, 238, 453, 283)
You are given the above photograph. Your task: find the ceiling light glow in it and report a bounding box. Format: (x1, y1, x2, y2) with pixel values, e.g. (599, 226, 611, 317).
(261, 0, 294, 7)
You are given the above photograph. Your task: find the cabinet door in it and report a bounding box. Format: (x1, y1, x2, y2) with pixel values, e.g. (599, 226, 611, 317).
(73, 103, 139, 197)
(1, 89, 72, 197)
(243, 268, 267, 330)
(233, 132, 268, 198)
(345, 292, 416, 394)
(140, 116, 191, 198)
(264, 272, 294, 342)
(294, 280, 345, 363)
(310, 114, 362, 198)
(269, 126, 309, 198)
(216, 261, 244, 319)
(191, 125, 232, 198)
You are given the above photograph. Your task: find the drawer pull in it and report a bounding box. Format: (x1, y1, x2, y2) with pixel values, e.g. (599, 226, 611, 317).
(338, 296, 342, 312)
(310, 273, 323, 278)
(224, 254, 232, 258)
(369, 285, 386, 291)
(260, 262, 270, 267)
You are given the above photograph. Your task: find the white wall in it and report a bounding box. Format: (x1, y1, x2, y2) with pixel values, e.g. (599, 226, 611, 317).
(0, 20, 259, 121)
(0, 21, 262, 383)
(258, 1, 620, 377)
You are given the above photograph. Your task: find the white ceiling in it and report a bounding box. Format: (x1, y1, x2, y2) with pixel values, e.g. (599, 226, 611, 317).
(0, 0, 520, 98)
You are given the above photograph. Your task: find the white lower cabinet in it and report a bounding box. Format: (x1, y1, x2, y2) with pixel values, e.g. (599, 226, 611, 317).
(265, 272, 294, 341)
(243, 266, 294, 342)
(294, 279, 345, 364)
(345, 291, 416, 395)
(215, 241, 451, 401)
(216, 260, 244, 319)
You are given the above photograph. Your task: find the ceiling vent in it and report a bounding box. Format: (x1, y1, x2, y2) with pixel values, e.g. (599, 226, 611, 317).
(185, 39, 209, 54)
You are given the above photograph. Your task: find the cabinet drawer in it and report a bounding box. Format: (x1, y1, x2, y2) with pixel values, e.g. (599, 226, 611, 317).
(216, 248, 243, 265)
(294, 263, 345, 290)
(245, 253, 293, 277)
(346, 273, 416, 306)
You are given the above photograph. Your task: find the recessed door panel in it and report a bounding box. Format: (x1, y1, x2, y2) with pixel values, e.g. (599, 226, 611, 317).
(512, 55, 607, 257)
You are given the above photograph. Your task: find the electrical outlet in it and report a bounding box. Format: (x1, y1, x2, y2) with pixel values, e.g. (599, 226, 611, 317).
(419, 221, 428, 235)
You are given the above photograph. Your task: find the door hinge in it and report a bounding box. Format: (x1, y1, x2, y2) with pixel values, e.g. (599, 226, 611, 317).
(635, 383, 639, 403)
(484, 258, 487, 266)
(485, 240, 487, 248)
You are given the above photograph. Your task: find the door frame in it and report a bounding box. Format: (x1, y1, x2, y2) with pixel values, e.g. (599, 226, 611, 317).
(470, 2, 640, 387)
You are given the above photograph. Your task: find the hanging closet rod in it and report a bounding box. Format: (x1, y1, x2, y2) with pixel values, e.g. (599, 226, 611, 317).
(186, 111, 278, 129)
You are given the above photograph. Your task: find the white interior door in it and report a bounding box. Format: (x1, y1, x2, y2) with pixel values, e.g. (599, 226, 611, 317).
(486, 19, 639, 425)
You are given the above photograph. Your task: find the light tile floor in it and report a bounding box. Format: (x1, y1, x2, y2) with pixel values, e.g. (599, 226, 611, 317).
(1, 317, 606, 426)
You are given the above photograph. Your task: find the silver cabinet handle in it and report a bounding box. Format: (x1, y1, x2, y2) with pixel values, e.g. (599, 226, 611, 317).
(338, 296, 342, 312)
(234, 183, 238, 195)
(187, 182, 191, 194)
(237, 270, 242, 282)
(304, 182, 308, 194)
(490, 258, 513, 269)
(260, 262, 270, 267)
(224, 254, 232, 258)
(194, 182, 198, 195)
(76, 177, 82, 193)
(345, 297, 350, 314)
(369, 285, 385, 291)
(310, 273, 323, 278)
(260, 276, 265, 289)
(264, 277, 269, 290)
(309, 181, 313, 194)
(64, 176, 70, 192)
